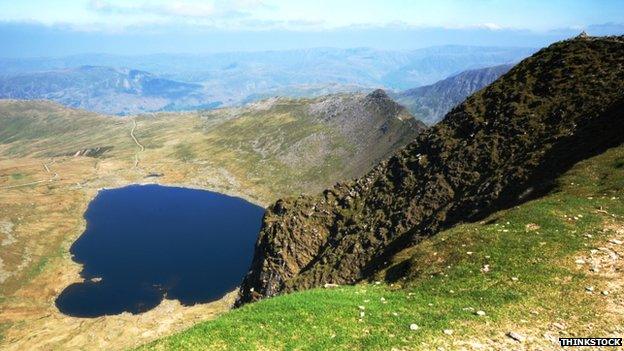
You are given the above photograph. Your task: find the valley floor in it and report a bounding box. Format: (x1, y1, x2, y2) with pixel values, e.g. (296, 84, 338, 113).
(0, 120, 269, 350)
(0, 160, 252, 350)
(140, 144, 624, 350)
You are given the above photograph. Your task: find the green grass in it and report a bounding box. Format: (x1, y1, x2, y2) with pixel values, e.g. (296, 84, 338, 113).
(0, 100, 132, 158)
(0, 322, 10, 343)
(138, 144, 623, 350)
(25, 244, 65, 280)
(172, 143, 197, 162)
(9, 173, 24, 180)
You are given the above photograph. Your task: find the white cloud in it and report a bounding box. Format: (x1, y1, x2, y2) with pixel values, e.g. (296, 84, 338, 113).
(168, 2, 215, 17)
(88, 0, 273, 18)
(479, 22, 503, 30)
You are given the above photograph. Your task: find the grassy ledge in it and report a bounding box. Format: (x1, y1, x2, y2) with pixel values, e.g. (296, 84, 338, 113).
(137, 144, 623, 350)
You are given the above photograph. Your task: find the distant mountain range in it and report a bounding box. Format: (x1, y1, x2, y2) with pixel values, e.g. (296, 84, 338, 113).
(0, 46, 534, 115)
(393, 64, 513, 125)
(0, 66, 217, 115)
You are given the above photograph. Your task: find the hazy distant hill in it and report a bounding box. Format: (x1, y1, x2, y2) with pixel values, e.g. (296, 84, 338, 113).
(0, 66, 217, 115)
(0, 46, 535, 89)
(394, 64, 513, 125)
(0, 46, 533, 114)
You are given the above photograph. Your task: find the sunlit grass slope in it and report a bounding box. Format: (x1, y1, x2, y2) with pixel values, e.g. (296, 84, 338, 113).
(139, 143, 624, 350)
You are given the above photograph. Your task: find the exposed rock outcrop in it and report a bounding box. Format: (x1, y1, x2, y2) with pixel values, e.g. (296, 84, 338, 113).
(237, 36, 624, 305)
(65, 146, 113, 158)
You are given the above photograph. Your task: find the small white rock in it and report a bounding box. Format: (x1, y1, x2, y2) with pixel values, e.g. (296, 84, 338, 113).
(507, 331, 526, 342)
(443, 329, 454, 335)
(409, 324, 419, 331)
(575, 259, 586, 265)
(475, 310, 486, 316)
(602, 290, 610, 296)
(609, 239, 623, 245)
(553, 322, 565, 330)
(586, 286, 594, 292)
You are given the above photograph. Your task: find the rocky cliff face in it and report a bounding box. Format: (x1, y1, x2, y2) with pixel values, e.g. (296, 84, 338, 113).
(395, 64, 513, 125)
(302, 89, 425, 177)
(237, 35, 624, 305)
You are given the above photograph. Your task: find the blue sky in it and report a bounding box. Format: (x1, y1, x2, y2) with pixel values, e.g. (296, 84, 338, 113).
(2, 0, 623, 31)
(0, 0, 622, 56)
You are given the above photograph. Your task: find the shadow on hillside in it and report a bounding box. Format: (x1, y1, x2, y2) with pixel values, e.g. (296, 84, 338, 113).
(375, 99, 624, 283)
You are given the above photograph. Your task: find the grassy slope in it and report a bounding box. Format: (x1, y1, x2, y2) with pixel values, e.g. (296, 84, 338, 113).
(186, 94, 419, 200)
(139, 143, 624, 350)
(0, 95, 416, 204)
(0, 100, 132, 158)
(195, 103, 354, 197)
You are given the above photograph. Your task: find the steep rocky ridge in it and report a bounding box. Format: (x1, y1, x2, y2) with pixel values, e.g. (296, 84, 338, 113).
(300, 89, 424, 177)
(237, 35, 624, 304)
(394, 64, 512, 125)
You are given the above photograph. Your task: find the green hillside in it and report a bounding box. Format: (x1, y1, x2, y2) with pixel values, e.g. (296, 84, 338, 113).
(139, 140, 624, 350)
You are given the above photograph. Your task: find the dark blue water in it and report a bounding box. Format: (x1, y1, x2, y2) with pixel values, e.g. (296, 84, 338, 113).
(55, 184, 264, 318)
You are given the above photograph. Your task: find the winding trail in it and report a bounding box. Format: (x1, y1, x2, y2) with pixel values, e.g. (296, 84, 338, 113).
(130, 119, 145, 168)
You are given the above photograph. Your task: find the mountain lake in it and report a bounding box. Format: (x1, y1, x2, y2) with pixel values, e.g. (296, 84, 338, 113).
(55, 184, 264, 317)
